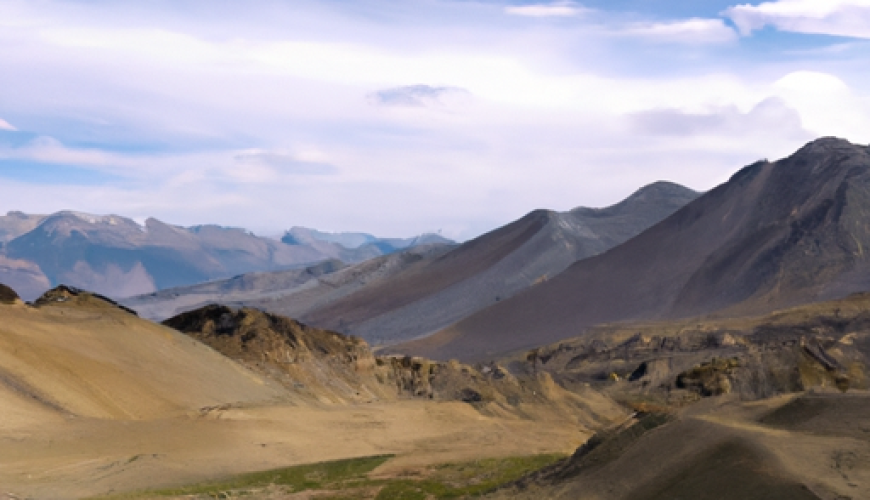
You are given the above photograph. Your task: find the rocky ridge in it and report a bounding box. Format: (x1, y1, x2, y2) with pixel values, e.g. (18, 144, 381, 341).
(508, 292, 870, 406)
(162, 304, 625, 425)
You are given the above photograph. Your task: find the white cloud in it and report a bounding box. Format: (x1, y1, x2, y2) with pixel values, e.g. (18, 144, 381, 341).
(771, 71, 870, 142)
(619, 18, 738, 44)
(725, 0, 870, 38)
(234, 150, 339, 176)
(0, 118, 16, 131)
(0, 135, 136, 168)
(627, 97, 809, 140)
(505, 1, 588, 18)
(369, 85, 470, 108)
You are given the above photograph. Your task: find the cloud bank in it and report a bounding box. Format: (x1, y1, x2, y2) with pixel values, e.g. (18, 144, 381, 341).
(726, 0, 870, 38)
(0, 0, 867, 241)
(505, 1, 588, 18)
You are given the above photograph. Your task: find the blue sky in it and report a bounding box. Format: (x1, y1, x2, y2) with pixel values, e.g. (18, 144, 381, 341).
(1, 0, 869, 240)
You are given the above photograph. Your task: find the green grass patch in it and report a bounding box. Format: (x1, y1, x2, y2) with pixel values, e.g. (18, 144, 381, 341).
(89, 454, 393, 499)
(89, 453, 566, 500)
(371, 454, 566, 499)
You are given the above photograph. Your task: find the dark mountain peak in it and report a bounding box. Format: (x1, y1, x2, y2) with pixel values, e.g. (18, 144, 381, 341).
(522, 208, 559, 223)
(631, 180, 698, 197)
(0, 283, 20, 304)
(617, 181, 699, 207)
(793, 136, 865, 156)
(784, 137, 868, 171)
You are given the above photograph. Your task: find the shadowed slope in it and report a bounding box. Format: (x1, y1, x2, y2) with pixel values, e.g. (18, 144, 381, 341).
(486, 396, 870, 500)
(298, 182, 697, 344)
(400, 138, 870, 361)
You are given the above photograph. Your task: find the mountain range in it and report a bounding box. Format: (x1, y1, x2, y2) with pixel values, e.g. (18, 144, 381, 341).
(123, 181, 699, 345)
(3, 137, 870, 499)
(394, 137, 870, 361)
(0, 211, 451, 301)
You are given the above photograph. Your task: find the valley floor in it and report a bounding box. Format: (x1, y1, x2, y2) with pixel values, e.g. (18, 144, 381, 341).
(6, 392, 870, 500)
(0, 399, 587, 499)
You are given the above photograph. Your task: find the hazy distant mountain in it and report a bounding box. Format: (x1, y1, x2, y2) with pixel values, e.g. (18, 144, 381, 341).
(122, 244, 455, 321)
(282, 227, 377, 248)
(282, 226, 453, 262)
(397, 137, 870, 361)
(0, 211, 47, 243)
(0, 211, 450, 301)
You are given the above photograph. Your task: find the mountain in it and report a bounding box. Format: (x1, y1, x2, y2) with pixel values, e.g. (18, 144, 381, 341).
(0, 211, 451, 301)
(122, 244, 453, 321)
(123, 182, 698, 341)
(396, 137, 870, 361)
(282, 226, 454, 262)
(0, 285, 284, 424)
(0, 211, 47, 243)
(282, 227, 379, 248)
(1, 212, 328, 299)
(296, 181, 698, 344)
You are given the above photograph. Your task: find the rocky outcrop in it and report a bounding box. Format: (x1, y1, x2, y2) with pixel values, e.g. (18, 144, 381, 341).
(162, 305, 627, 425)
(33, 285, 138, 315)
(520, 293, 870, 404)
(0, 283, 19, 304)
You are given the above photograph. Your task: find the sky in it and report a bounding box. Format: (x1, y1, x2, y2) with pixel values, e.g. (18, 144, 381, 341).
(1, 0, 869, 240)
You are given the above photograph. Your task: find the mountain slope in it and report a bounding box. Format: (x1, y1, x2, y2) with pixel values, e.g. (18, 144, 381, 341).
(0, 286, 284, 424)
(297, 181, 698, 344)
(125, 182, 697, 341)
(399, 137, 870, 361)
(123, 244, 453, 321)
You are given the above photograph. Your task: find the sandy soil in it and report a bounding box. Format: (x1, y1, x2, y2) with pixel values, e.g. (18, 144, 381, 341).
(0, 298, 603, 499)
(0, 400, 588, 499)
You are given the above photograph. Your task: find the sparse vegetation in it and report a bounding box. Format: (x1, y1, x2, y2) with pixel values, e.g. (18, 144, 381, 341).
(88, 454, 567, 500)
(89, 455, 393, 499)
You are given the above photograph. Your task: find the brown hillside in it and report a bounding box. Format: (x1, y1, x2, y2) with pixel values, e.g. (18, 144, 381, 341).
(0, 286, 284, 422)
(163, 305, 627, 426)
